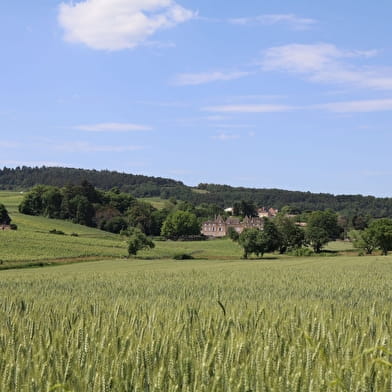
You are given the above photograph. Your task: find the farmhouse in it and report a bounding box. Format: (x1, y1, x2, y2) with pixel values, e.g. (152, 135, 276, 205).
(202, 215, 264, 238)
(257, 207, 279, 218)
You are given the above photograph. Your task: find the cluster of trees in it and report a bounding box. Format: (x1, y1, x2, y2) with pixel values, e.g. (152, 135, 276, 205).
(349, 218, 392, 255)
(3, 166, 392, 218)
(18, 182, 220, 238)
(231, 210, 342, 258)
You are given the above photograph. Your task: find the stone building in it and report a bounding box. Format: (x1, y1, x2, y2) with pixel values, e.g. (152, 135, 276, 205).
(202, 215, 265, 238)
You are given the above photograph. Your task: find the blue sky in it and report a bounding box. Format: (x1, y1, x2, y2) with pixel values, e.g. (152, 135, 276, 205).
(1, 0, 392, 196)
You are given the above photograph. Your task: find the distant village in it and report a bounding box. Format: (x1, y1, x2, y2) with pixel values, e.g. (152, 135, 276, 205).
(202, 207, 305, 238)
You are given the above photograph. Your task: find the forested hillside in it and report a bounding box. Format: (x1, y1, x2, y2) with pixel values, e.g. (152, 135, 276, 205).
(2, 166, 392, 218)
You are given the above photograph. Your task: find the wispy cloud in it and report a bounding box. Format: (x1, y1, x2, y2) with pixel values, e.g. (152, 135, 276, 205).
(203, 104, 295, 113)
(72, 123, 152, 132)
(317, 99, 392, 113)
(55, 142, 144, 153)
(204, 98, 392, 114)
(262, 43, 392, 90)
(229, 14, 317, 30)
(173, 70, 251, 86)
(58, 0, 196, 51)
(212, 133, 240, 141)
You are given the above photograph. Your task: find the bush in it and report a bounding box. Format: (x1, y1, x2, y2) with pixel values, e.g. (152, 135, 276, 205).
(10, 224, 18, 230)
(288, 247, 314, 257)
(173, 253, 194, 260)
(49, 229, 65, 235)
(70, 232, 79, 237)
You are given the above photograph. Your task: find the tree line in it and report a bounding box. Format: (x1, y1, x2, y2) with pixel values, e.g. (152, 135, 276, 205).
(231, 210, 392, 258)
(17, 182, 217, 238)
(2, 166, 392, 218)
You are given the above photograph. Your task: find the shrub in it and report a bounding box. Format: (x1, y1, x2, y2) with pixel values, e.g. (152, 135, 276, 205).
(288, 247, 314, 257)
(173, 253, 194, 260)
(10, 224, 18, 230)
(49, 229, 65, 235)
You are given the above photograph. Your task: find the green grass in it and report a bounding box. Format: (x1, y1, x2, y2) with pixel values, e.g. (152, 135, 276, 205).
(0, 191, 127, 268)
(0, 256, 391, 391)
(138, 197, 168, 209)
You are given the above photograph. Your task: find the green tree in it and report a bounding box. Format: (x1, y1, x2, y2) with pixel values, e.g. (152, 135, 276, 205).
(306, 226, 329, 253)
(238, 228, 266, 259)
(275, 215, 305, 253)
(306, 210, 341, 252)
(348, 229, 376, 255)
(161, 211, 200, 239)
(0, 203, 11, 225)
(368, 218, 392, 255)
(128, 228, 155, 256)
(262, 219, 282, 253)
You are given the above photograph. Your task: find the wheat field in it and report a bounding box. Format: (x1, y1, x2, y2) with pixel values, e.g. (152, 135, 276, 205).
(0, 256, 391, 391)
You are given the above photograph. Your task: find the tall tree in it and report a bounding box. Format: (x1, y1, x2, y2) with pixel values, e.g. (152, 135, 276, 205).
(368, 218, 392, 255)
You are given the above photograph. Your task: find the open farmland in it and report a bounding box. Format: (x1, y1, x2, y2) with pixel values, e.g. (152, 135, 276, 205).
(0, 256, 391, 391)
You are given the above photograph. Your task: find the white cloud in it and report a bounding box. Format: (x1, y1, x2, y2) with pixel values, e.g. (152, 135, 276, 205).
(73, 122, 152, 132)
(262, 43, 392, 90)
(212, 133, 240, 141)
(318, 99, 392, 113)
(55, 142, 144, 152)
(58, 0, 196, 51)
(173, 71, 251, 86)
(203, 104, 295, 113)
(229, 14, 317, 30)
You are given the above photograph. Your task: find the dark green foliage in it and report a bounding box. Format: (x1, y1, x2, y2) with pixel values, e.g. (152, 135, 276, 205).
(227, 227, 239, 242)
(49, 229, 65, 235)
(102, 216, 128, 234)
(275, 215, 305, 253)
(306, 226, 330, 253)
(348, 229, 376, 255)
(127, 228, 155, 256)
(5, 166, 392, 218)
(233, 200, 257, 217)
(127, 202, 163, 236)
(0, 203, 11, 225)
(262, 219, 282, 253)
(367, 218, 392, 255)
(161, 211, 200, 240)
(238, 228, 267, 259)
(173, 253, 194, 260)
(10, 223, 18, 230)
(305, 210, 341, 253)
(237, 224, 281, 259)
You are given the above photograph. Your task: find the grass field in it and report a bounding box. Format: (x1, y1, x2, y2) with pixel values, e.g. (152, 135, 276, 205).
(0, 256, 391, 391)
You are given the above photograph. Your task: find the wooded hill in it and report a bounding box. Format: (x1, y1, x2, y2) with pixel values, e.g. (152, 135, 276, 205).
(1, 166, 392, 218)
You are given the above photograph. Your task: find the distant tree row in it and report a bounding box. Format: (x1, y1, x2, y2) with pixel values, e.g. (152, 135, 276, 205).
(18, 182, 222, 238)
(2, 166, 392, 218)
(231, 210, 342, 258)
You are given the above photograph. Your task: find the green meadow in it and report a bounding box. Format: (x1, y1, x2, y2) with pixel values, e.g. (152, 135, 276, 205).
(0, 191, 391, 391)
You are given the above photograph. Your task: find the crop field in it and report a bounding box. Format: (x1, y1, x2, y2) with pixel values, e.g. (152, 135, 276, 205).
(0, 256, 392, 391)
(1, 191, 391, 391)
